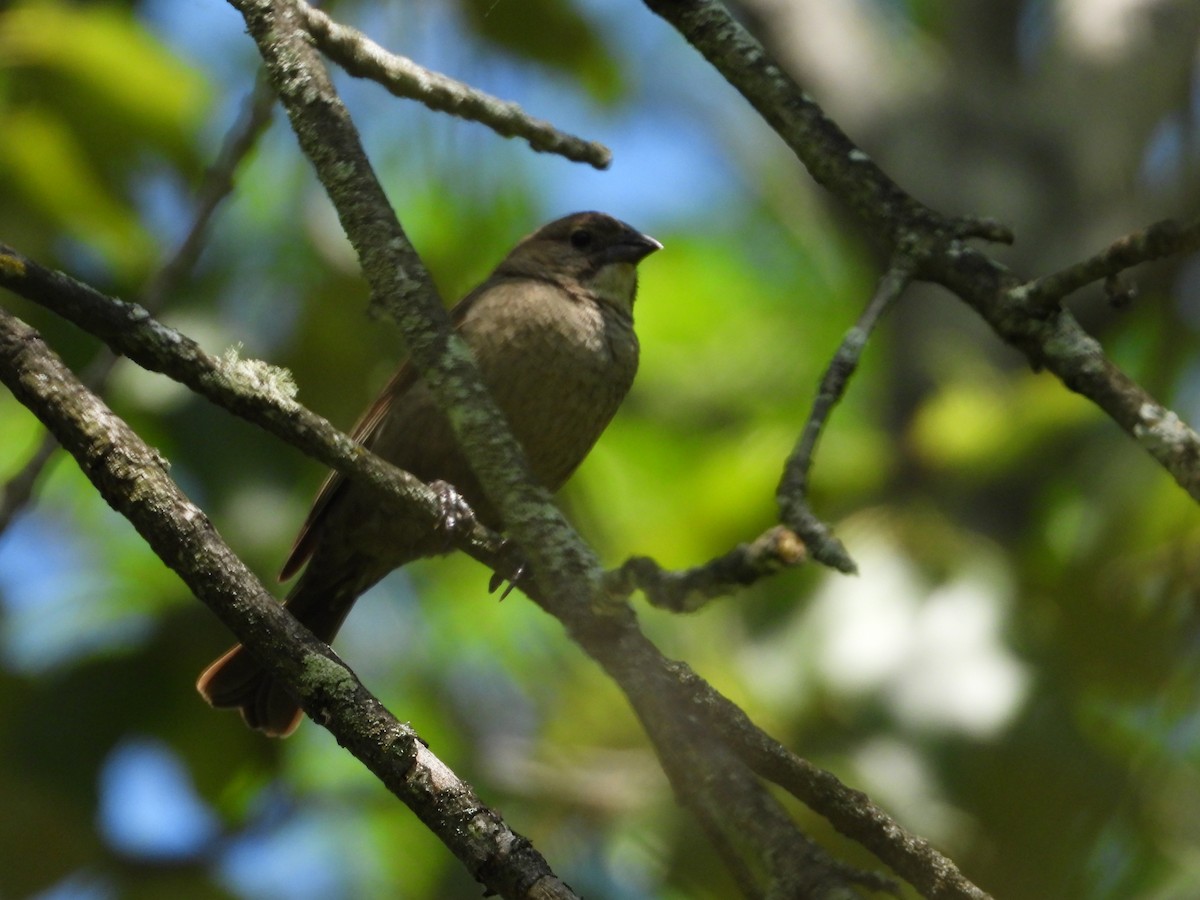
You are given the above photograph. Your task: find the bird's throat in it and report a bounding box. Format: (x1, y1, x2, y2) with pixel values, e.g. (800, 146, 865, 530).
(588, 262, 638, 314)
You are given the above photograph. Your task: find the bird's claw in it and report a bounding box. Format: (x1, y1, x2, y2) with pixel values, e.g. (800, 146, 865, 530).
(488, 540, 529, 600)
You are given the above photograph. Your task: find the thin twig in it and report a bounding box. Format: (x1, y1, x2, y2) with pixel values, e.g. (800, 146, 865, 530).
(604, 525, 807, 613)
(0, 79, 275, 536)
(1017, 215, 1200, 312)
(297, 2, 611, 170)
(776, 261, 914, 574)
(0, 436, 59, 534)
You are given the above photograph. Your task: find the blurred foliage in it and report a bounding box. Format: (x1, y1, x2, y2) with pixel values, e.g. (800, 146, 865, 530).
(458, 0, 626, 105)
(3, 1, 1200, 899)
(0, 0, 207, 279)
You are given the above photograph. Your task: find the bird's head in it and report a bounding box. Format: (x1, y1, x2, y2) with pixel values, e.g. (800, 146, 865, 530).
(497, 211, 661, 313)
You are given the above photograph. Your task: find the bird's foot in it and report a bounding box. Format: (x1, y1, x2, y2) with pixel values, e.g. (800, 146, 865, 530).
(429, 480, 476, 548)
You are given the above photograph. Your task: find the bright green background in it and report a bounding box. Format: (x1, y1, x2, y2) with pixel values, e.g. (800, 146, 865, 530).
(3, 1, 1200, 898)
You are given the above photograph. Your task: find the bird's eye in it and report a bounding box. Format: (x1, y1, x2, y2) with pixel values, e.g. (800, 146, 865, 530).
(569, 228, 593, 249)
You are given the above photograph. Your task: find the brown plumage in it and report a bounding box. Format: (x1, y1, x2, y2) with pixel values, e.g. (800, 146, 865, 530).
(197, 212, 660, 735)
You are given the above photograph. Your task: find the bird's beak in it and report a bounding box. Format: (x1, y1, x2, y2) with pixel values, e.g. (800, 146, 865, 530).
(603, 232, 663, 266)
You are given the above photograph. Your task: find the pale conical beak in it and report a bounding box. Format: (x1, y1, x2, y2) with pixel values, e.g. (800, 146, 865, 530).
(605, 231, 662, 266)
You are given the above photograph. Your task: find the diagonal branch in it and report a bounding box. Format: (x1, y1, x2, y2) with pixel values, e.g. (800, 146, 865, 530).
(744, 738, 990, 900)
(930, 246, 1200, 502)
(641, 0, 1015, 252)
(296, 2, 611, 169)
(0, 307, 577, 900)
(642, 0, 927, 241)
(659, 661, 992, 900)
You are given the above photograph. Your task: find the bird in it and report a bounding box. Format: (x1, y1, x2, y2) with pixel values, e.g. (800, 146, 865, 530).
(196, 211, 661, 736)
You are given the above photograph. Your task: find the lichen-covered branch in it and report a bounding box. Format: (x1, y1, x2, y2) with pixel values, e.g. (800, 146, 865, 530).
(296, 2, 611, 169)
(0, 307, 575, 900)
(927, 245, 1200, 502)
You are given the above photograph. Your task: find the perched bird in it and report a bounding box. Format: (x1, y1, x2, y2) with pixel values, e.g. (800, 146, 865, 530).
(197, 212, 661, 736)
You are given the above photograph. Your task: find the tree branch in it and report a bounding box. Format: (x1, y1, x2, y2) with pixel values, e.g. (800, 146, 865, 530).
(641, 0, 1013, 249)
(1017, 214, 1200, 310)
(777, 260, 914, 574)
(0, 307, 576, 900)
(930, 247, 1200, 501)
(701, 689, 992, 900)
(604, 524, 807, 613)
(645, 0, 1200, 507)
(296, 2, 611, 169)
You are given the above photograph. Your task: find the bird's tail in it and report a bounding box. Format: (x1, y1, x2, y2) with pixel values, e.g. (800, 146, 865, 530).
(195, 570, 365, 737)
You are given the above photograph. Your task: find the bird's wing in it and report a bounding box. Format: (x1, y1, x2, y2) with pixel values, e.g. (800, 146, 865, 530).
(278, 359, 420, 580)
(277, 280, 504, 582)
